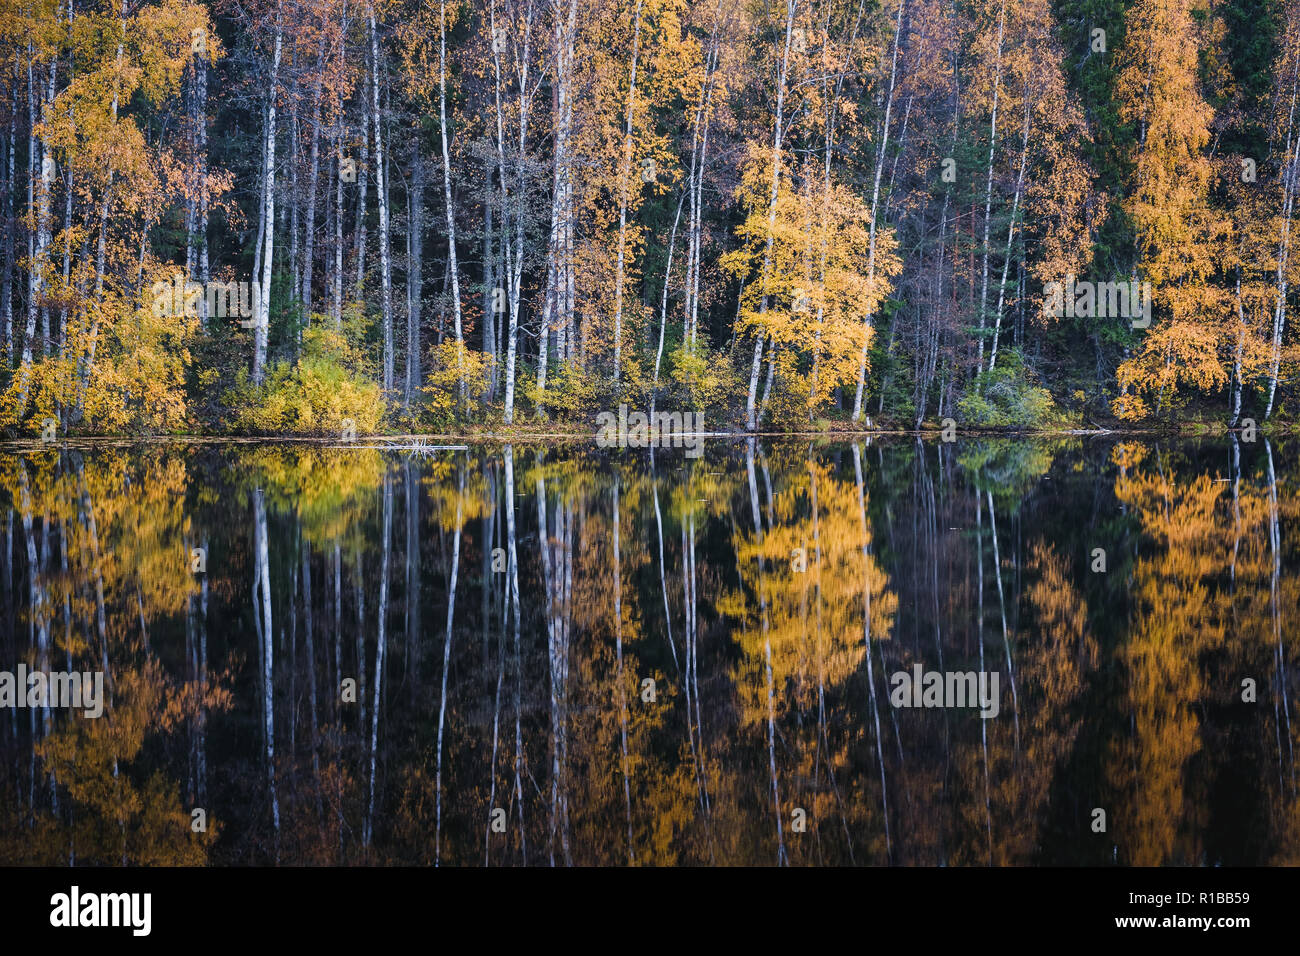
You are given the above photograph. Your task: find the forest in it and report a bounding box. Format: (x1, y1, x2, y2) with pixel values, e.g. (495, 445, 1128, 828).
(0, 0, 1295, 436)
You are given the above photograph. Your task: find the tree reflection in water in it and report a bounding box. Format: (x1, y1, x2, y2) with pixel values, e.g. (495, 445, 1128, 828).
(0, 436, 1297, 865)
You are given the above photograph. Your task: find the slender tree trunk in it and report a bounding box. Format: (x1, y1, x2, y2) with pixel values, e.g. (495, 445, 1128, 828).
(851, 0, 906, 423)
(611, 0, 644, 387)
(745, 0, 798, 431)
(253, 488, 279, 845)
(438, 0, 465, 399)
(975, 0, 1008, 379)
(301, 39, 326, 319)
(363, 470, 393, 847)
(1231, 270, 1246, 426)
(301, 536, 321, 819)
(433, 461, 464, 864)
(810, 0, 865, 404)
(1268, 99, 1300, 418)
(254, 16, 284, 385)
(16, 45, 54, 418)
(613, 477, 634, 862)
(406, 146, 424, 406)
(197, 40, 209, 328)
(503, 445, 525, 858)
(484, 185, 497, 398)
(652, 192, 685, 421)
(494, 0, 537, 425)
(990, 92, 1029, 372)
(2, 75, 16, 361)
(851, 442, 891, 860)
(369, 5, 394, 394)
(354, 60, 370, 296)
(289, 100, 301, 338)
(687, 17, 722, 348)
(333, 130, 344, 327)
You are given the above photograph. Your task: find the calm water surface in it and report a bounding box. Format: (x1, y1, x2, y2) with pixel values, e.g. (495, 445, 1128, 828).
(0, 435, 1297, 865)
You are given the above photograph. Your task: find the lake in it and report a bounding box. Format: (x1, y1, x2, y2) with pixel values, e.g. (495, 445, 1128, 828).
(0, 434, 1296, 865)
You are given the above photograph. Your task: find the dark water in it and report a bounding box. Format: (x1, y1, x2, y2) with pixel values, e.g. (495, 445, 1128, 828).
(0, 435, 1297, 866)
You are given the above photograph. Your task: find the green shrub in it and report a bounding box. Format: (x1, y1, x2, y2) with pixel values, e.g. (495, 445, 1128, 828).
(957, 350, 1059, 428)
(666, 343, 743, 427)
(223, 325, 385, 435)
(421, 341, 492, 429)
(523, 359, 607, 421)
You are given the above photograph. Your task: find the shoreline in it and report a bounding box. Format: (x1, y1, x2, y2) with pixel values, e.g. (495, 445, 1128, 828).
(0, 424, 1278, 448)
